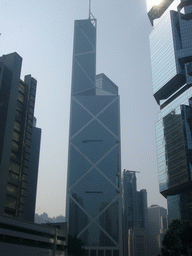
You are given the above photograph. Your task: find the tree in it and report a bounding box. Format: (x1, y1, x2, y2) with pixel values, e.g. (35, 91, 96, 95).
(161, 219, 192, 256)
(67, 235, 85, 256)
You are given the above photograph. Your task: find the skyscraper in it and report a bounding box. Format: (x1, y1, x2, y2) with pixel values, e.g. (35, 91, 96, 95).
(66, 17, 122, 256)
(0, 52, 41, 221)
(122, 170, 148, 256)
(148, 205, 168, 256)
(147, 0, 192, 222)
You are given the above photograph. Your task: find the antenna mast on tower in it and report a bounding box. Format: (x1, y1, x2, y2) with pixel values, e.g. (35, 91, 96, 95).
(88, 0, 96, 26)
(89, 0, 91, 19)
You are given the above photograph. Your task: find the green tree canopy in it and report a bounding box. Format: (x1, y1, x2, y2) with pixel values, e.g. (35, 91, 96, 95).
(161, 219, 192, 256)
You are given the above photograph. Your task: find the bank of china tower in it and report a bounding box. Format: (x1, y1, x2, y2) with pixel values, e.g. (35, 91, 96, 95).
(66, 17, 122, 256)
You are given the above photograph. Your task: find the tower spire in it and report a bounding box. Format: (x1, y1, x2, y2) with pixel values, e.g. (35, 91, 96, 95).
(88, 0, 96, 26)
(89, 0, 91, 19)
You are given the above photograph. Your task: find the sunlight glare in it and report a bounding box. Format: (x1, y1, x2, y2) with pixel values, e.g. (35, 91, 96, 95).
(147, 0, 163, 11)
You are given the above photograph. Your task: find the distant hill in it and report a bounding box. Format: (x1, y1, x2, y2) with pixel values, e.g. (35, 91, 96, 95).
(35, 212, 66, 224)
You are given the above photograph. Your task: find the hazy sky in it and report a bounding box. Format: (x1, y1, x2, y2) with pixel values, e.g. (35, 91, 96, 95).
(0, 0, 167, 217)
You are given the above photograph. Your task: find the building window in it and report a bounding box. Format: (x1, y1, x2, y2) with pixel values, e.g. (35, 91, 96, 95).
(19, 83, 25, 94)
(6, 183, 18, 197)
(113, 250, 119, 256)
(12, 141, 19, 152)
(106, 250, 112, 256)
(9, 161, 20, 174)
(5, 195, 17, 209)
(14, 121, 21, 132)
(12, 130, 20, 143)
(18, 91, 24, 103)
(90, 250, 96, 256)
(98, 250, 104, 256)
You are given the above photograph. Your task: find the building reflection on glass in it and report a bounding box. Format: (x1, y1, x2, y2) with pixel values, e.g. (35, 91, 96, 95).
(147, 0, 192, 222)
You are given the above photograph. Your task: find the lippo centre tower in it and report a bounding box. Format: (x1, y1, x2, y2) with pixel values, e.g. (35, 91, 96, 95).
(66, 15, 122, 256)
(147, 0, 192, 222)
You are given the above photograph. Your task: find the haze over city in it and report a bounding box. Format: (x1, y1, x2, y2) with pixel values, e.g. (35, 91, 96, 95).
(0, 0, 167, 217)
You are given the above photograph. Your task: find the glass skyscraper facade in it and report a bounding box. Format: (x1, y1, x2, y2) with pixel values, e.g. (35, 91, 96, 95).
(66, 18, 122, 256)
(147, 0, 192, 222)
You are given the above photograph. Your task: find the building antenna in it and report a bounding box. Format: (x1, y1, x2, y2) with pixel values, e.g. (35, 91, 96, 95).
(88, 0, 96, 26)
(89, 0, 91, 19)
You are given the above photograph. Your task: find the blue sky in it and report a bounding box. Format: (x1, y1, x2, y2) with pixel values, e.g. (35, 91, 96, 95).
(0, 0, 166, 217)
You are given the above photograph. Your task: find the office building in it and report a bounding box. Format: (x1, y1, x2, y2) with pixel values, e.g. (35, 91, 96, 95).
(122, 170, 148, 256)
(0, 52, 41, 222)
(128, 228, 149, 256)
(66, 17, 122, 256)
(147, 0, 192, 222)
(0, 52, 67, 255)
(148, 205, 168, 256)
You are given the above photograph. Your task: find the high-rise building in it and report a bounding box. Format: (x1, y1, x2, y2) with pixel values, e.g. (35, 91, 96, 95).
(0, 52, 68, 255)
(147, 0, 192, 222)
(128, 228, 149, 256)
(148, 205, 168, 256)
(0, 52, 41, 222)
(66, 17, 122, 256)
(122, 170, 148, 256)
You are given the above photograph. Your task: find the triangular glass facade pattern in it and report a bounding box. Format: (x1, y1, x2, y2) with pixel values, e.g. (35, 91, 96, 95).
(66, 19, 122, 255)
